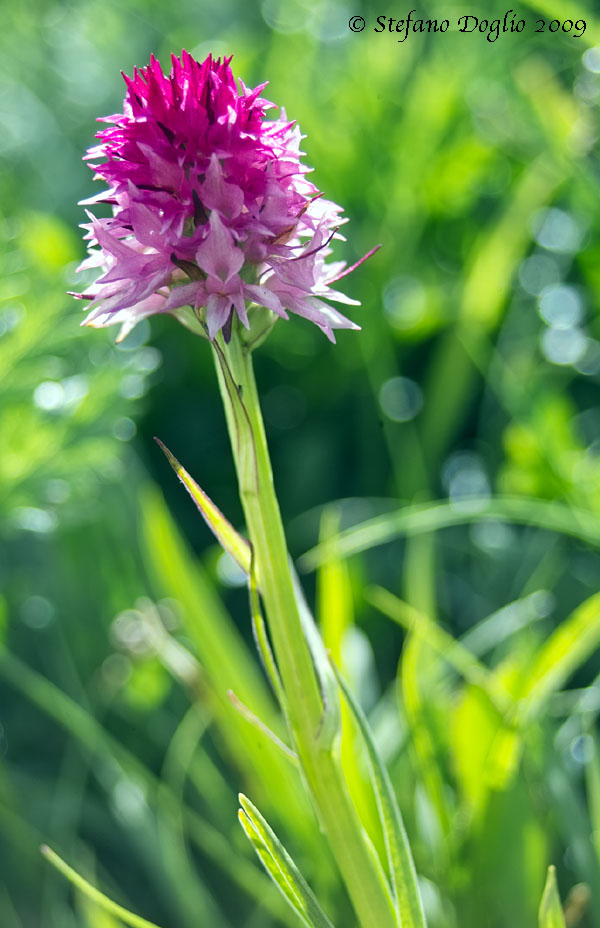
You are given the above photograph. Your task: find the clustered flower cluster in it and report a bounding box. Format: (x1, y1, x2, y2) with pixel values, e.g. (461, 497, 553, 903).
(74, 51, 376, 342)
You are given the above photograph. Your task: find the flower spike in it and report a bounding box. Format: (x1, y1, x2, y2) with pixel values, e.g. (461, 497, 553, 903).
(75, 51, 375, 342)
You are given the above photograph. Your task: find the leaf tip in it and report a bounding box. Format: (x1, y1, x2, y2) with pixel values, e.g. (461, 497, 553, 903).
(154, 437, 185, 480)
(227, 689, 241, 709)
(152, 435, 173, 458)
(238, 793, 253, 817)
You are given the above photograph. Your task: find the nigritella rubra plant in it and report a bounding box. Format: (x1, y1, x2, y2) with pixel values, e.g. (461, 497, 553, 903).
(69, 50, 424, 928)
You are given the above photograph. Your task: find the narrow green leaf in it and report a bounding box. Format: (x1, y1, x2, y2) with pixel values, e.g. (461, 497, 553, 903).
(0, 651, 291, 923)
(290, 564, 341, 749)
(401, 632, 453, 839)
(542, 740, 600, 924)
(317, 509, 385, 862)
(330, 662, 427, 928)
(368, 586, 510, 716)
(139, 487, 319, 862)
(401, 535, 453, 842)
(79, 897, 122, 928)
(299, 497, 600, 573)
(248, 550, 285, 707)
(317, 508, 351, 667)
(238, 811, 306, 923)
(520, 593, 600, 722)
(460, 156, 560, 331)
(154, 438, 251, 575)
(539, 866, 566, 928)
(238, 794, 336, 928)
(586, 734, 600, 865)
(227, 690, 298, 764)
(372, 582, 522, 796)
(41, 846, 163, 928)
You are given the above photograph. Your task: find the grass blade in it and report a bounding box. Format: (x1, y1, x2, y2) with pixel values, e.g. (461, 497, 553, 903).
(368, 586, 510, 715)
(290, 564, 341, 749)
(539, 736, 600, 923)
(238, 794, 336, 928)
(538, 866, 566, 928)
(519, 593, 600, 722)
(41, 846, 163, 928)
(0, 650, 294, 922)
(227, 690, 298, 764)
(249, 550, 285, 707)
(317, 509, 384, 861)
(299, 497, 600, 572)
(139, 487, 320, 854)
(329, 661, 427, 928)
(155, 437, 251, 575)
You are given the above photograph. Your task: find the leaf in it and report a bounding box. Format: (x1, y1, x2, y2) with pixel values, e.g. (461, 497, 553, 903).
(139, 487, 318, 858)
(237, 794, 336, 928)
(539, 866, 566, 928)
(519, 593, 600, 722)
(451, 684, 505, 813)
(371, 582, 522, 797)
(317, 508, 352, 668)
(0, 650, 292, 924)
(540, 737, 600, 924)
(317, 509, 384, 861)
(400, 535, 453, 844)
(41, 846, 163, 928)
(330, 662, 427, 928)
(80, 898, 122, 928)
(290, 564, 341, 749)
(154, 438, 251, 575)
(586, 734, 600, 865)
(248, 549, 285, 708)
(227, 690, 297, 764)
(460, 156, 560, 331)
(368, 586, 509, 715)
(298, 497, 600, 573)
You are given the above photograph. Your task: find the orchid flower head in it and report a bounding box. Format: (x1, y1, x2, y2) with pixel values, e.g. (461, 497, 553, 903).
(74, 51, 378, 343)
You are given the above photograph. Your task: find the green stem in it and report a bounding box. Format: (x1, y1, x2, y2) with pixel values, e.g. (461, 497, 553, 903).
(212, 328, 396, 928)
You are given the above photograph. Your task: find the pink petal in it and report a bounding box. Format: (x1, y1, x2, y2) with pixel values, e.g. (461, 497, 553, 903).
(244, 284, 288, 319)
(163, 282, 207, 310)
(195, 212, 244, 282)
(205, 293, 232, 338)
(201, 153, 244, 220)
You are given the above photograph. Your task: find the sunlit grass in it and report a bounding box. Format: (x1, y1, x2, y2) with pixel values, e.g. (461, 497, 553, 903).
(2, 0, 600, 925)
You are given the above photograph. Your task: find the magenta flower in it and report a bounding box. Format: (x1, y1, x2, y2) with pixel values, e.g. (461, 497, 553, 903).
(73, 51, 377, 342)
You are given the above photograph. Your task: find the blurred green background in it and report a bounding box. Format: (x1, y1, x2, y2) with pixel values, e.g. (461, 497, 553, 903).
(3, 0, 600, 926)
